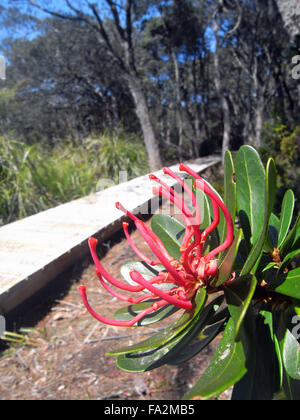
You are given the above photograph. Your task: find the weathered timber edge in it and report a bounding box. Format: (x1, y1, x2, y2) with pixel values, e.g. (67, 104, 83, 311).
(0, 156, 221, 314)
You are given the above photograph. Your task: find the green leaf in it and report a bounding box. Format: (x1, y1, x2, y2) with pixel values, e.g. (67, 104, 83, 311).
(279, 213, 300, 257)
(113, 301, 179, 326)
(262, 262, 278, 272)
(115, 327, 190, 372)
(279, 249, 300, 273)
(278, 190, 295, 248)
(267, 212, 280, 249)
(121, 261, 160, 284)
(257, 309, 282, 394)
(194, 187, 221, 255)
(201, 181, 227, 250)
(108, 288, 207, 356)
(219, 150, 236, 245)
(194, 187, 211, 229)
(115, 293, 222, 372)
(275, 309, 300, 400)
(282, 328, 300, 380)
(207, 150, 236, 252)
(120, 261, 177, 292)
(240, 158, 277, 276)
(270, 267, 300, 300)
(291, 222, 300, 252)
(232, 308, 281, 400)
(236, 145, 266, 245)
(292, 299, 300, 317)
(283, 374, 300, 400)
(151, 214, 185, 260)
(168, 320, 225, 366)
(224, 275, 257, 341)
(269, 212, 280, 232)
(215, 229, 243, 287)
(182, 317, 249, 400)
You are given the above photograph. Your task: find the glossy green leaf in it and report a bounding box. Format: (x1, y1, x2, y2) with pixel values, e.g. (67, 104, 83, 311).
(278, 190, 295, 248)
(232, 309, 281, 400)
(219, 150, 236, 245)
(270, 267, 300, 299)
(168, 320, 225, 366)
(269, 212, 280, 232)
(283, 374, 300, 400)
(115, 327, 189, 372)
(267, 212, 280, 249)
(147, 295, 224, 370)
(279, 213, 300, 257)
(225, 275, 257, 341)
(275, 309, 300, 400)
(121, 260, 177, 289)
(115, 293, 222, 372)
(182, 317, 248, 400)
(236, 145, 266, 245)
(194, 187, 211, 229)
(201, 181, 226, 250)
(292, 299, 300, 317)
(224, 150, 236, 223)
(240, 158, 277, 276)
(151, 214, 185, 260)
(113, 301, 179, 326)
(282, 328, 300, 380)
(262, 262, 278, 272)
(279, 249, 300, 273)
(108, 288, 207, 356)
(215, 229, 242, 287)
(121, 261, 161, 283)
(291, 221, 300, 252)
(258, 309, 282, 393)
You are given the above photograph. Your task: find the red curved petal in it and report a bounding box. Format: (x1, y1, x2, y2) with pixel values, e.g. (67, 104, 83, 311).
(122, 222, 160, 266)
(88, 237, 144, 292)
(78, 285, 168, 327)
(130, 270, 192, 310)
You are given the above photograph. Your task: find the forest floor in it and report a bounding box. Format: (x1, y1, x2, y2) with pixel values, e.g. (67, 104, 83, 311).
(0, 166, 232, 400)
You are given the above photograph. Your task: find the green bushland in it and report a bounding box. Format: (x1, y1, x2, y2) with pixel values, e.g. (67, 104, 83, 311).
(261, 123, 300, 215)
(0, 131, 148, 226)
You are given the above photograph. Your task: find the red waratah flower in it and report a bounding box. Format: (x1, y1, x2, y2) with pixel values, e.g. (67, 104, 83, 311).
(78, 164, 234, 326)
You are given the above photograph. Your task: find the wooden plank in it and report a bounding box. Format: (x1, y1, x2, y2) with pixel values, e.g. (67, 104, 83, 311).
(0, 156, 221, 314)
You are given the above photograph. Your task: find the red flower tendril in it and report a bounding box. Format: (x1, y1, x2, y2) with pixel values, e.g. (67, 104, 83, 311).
(78, 164, 234, 326)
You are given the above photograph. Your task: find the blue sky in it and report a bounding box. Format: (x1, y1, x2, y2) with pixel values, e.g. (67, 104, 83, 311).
(0, 0, 82, 43)
(0, 1, 216, 62)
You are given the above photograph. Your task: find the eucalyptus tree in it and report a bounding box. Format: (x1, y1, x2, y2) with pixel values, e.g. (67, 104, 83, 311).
(28, 0, 163, 170)
(139, 0, 212, 159)
(209, 0, 296, 151)
(227, 0, 285, 148)
(2, 15, 136, 143)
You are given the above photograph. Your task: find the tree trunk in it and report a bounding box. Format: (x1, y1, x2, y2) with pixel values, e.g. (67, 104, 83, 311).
(127, 75, 162, 171)
(221, 97, 231, 158)
(212, 17, 231, 161)
(255, 102, 264, 149)
(213, 51, 231, 160)
(171, 50, 184, 160)
(273, 0, 300, 39)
